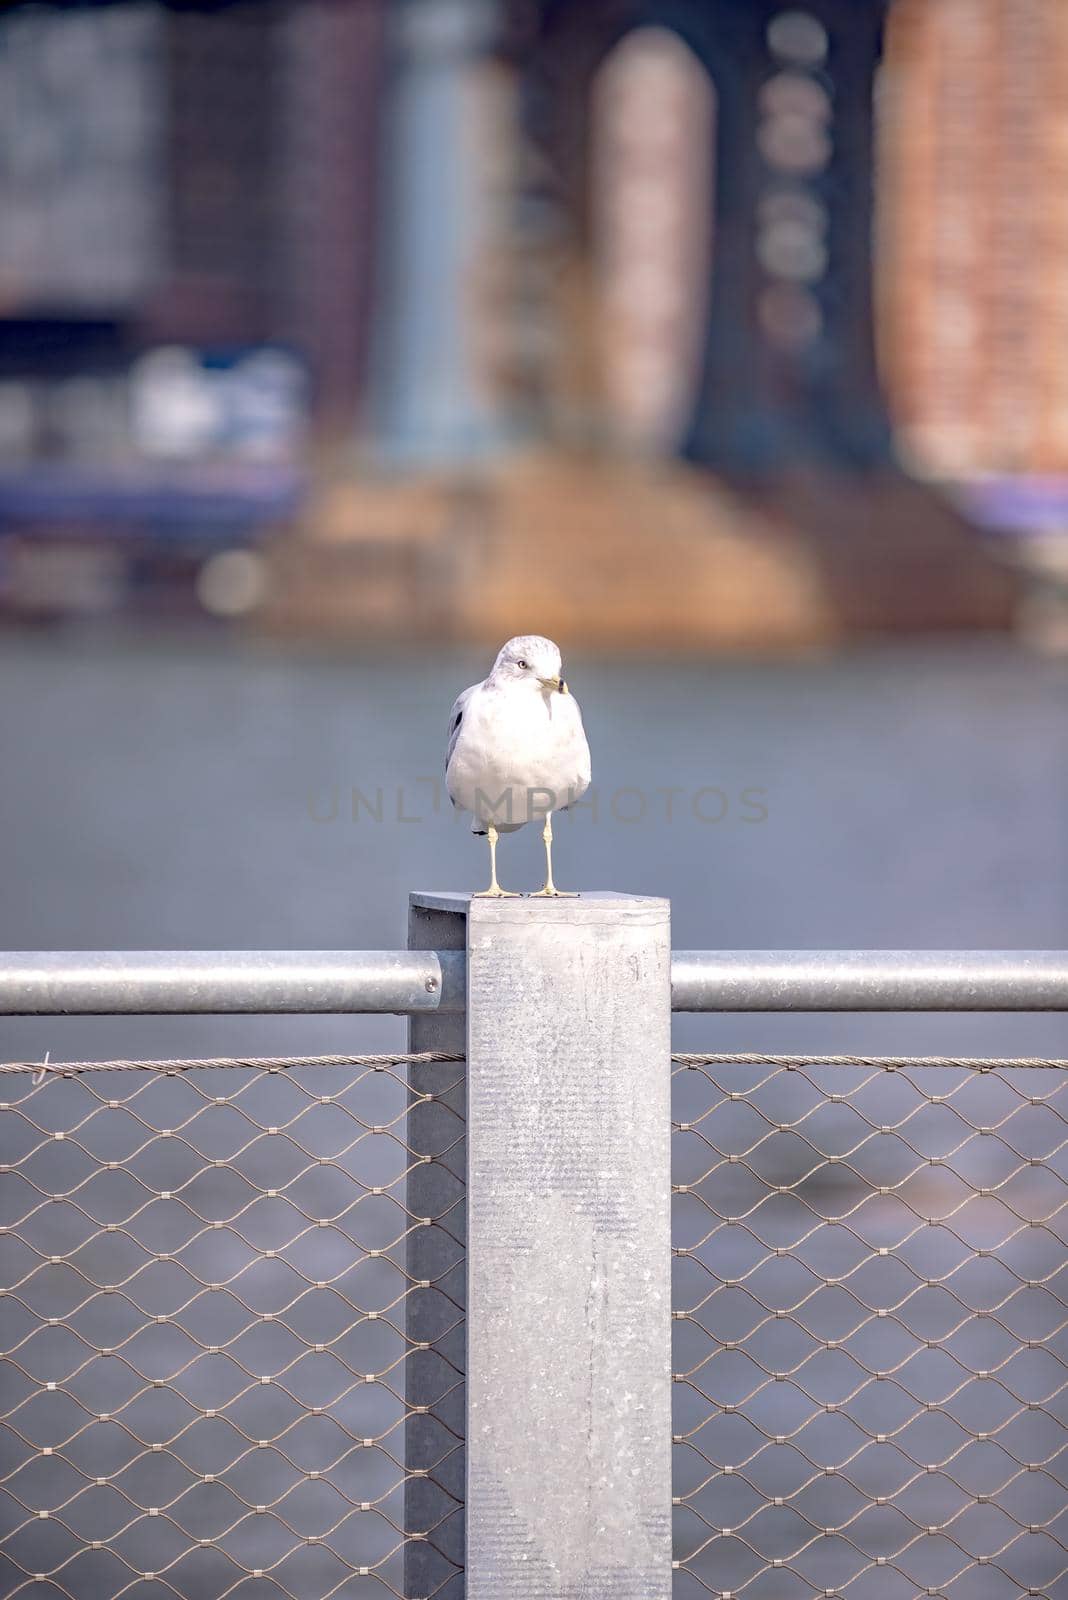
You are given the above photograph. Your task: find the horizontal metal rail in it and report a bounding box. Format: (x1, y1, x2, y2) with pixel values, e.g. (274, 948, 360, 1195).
(1, 949, 1067, 1016)
(671, 949, 1068, 1011)
(0, 950, 466, 1015)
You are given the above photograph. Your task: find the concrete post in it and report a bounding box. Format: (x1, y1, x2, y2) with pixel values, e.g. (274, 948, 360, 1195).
(408, 890, 673, 1600)
(406, 895, 468, 1600)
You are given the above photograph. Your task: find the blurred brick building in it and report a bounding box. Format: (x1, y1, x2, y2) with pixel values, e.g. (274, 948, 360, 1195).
(878, 0, 1068, 479)
(0, 0, 384, 431)
(0, 0, 384, 617)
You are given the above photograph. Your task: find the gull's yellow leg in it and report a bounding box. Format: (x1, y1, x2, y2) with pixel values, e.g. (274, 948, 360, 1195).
(530, 812, 577, 897)
(474, 823, 519, 897)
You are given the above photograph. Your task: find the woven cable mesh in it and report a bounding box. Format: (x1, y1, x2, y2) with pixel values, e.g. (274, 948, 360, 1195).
(0, 1052, 465, 1600)
(672, 1054, 1068, 1600)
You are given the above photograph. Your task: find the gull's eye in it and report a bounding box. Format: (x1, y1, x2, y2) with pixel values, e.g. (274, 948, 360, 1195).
(516, 658, 529, 670)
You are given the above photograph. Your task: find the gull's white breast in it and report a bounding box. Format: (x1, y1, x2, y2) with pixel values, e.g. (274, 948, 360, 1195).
(446, 680, 591, 828)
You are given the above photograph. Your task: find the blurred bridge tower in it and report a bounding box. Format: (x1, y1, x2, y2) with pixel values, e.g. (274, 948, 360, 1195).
(684, 0, 892, 474)
(369, 0, 514, 466)
(509, 0, 892, 475)
(504, 0, 1015, 631)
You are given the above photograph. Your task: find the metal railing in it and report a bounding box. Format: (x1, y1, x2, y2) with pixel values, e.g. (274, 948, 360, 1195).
(1, 902, 1067, 1600)
(3, 948, 1068, 1016)
(0, 951, 466, 1017)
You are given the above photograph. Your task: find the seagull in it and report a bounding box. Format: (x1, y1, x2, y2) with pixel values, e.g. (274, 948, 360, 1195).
(446, 635, 592, 896)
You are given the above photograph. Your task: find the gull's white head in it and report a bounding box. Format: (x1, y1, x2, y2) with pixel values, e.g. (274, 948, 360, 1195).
(490, 634, 568, 694)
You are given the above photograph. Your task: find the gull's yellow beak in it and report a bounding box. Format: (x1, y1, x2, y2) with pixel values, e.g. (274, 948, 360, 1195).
(538, 675, 568, 694)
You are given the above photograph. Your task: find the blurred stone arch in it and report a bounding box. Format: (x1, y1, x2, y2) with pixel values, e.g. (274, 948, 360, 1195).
(588, 24, 716, 454)
(876, 0, 1068, 477)
(501, 3, 723, 456)
(506, 0, 895, 473)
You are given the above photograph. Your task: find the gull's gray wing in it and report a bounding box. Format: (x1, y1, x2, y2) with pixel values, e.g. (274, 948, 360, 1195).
(445, 683, 478, 774)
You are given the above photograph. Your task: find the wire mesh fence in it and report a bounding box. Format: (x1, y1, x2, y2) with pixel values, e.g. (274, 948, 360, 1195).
(6, 1038, 1068, 1600)
(672, 1053, 1068, 1600)
(0, 1051, 465, 1600)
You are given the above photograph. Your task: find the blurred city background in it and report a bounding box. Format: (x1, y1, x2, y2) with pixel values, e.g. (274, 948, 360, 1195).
(1, 13, 1065, 1597)
(0, 0, 1066, 1037)
(4, 0, 1068, 645)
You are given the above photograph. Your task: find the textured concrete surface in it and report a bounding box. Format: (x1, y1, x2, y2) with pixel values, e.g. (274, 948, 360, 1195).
(411, 891, 672, 1599)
